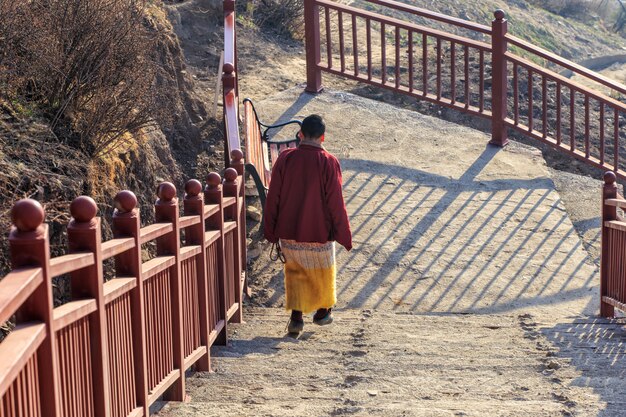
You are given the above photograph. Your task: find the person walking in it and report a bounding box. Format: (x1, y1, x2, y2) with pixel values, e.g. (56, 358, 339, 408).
(264, 114, 352, 335)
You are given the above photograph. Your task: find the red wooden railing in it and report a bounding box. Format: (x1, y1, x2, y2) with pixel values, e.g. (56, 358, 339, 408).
(304, 0, 626, 178)
(0, 156, 246, 417)
(0, 0, 247, 415)
(222, 0, 247, 304)
(600, 171, 626, 318)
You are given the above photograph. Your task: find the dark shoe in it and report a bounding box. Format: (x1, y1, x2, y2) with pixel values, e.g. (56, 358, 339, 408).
(287, 318, 304, 334)
(313, 308, 333, 326)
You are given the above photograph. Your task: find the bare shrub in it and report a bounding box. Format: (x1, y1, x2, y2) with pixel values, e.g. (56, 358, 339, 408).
(242, 0, 304, 39)
(0, 0, 170, 157)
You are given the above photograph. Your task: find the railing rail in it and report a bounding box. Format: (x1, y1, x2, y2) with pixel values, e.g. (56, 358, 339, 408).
(505, 33, 626, 97)
(222, 0, 241, 165)
(304, 0, 626, 179)
(361, 0, 492, 34)
(0, 0, 247, 415)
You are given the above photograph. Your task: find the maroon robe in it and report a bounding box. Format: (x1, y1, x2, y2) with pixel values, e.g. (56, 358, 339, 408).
(263, 144, 352, 251)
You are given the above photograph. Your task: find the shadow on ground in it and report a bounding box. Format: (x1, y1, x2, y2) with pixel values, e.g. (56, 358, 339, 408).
(246, 88, 599, 319)
(515, 315, 626, 416)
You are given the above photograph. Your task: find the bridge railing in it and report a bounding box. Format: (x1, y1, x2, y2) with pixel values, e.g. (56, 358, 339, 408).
(304, 0, 626, 180)
(0, 159, 246, 417)
(601, 171, 626, 318)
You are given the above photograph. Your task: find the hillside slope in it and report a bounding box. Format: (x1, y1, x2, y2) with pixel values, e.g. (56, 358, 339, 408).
(0, 3, 220, 278)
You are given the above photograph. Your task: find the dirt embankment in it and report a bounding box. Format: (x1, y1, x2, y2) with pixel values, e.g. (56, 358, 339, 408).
(0, 2, 223, 283)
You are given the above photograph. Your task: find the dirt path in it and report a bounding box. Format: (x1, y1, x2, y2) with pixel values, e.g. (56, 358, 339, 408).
(247, 88, 599, 316)
(157, 308, 624, 417)
(155, 89, 626, 416)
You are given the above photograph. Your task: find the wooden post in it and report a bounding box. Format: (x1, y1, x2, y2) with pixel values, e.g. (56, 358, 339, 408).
(67, 196, 111, 417)
(490, 9, 509, 147)
(183, 180, 211, 371)
(600, 171, 617, 318)
(205, 172, 228, 345)
(222, 62, 236, 168)
(112, 191, 149, 416)
(9, 199, 61, 417)
(225, 0, 240, 102)
(154, 182, 185, 401)
(223, 167, 243, 324)
(230, 149, 249, 297)
(304, 0, 323, 93)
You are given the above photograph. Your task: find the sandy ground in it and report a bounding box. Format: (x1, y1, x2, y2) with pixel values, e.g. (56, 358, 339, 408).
(246, 88, 599, 317)
(156, 89, 626, 416)
(157, 308, 625, 417)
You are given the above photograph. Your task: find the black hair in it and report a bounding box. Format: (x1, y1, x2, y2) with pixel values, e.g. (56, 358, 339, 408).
(301, 114, 325, 139)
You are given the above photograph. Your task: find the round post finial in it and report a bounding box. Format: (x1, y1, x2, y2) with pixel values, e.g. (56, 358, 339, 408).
(223, 62, 235, 75)
(206, 172, 222, 189)
(231, 149, 243, 162)
(604, 171, 617, 185)
(157, 182, 177, 202)
(224, 167, 238, 182)
(11, 199, 45, 232)
(70, 196, 98, 223)
(494, 9, 505, 20)
(185, 179, 202, 197)
(114, 190, 138, 214)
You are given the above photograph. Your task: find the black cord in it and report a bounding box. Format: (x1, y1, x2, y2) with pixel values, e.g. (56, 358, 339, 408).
(269, 242, 286, 263)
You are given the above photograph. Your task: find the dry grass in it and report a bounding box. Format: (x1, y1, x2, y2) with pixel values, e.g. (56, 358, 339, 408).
(240, 0, 304, 39)
(0, 0, 171, 157)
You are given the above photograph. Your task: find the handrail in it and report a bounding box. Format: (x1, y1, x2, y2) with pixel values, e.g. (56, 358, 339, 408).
(222, 0, 241, 160)
(604, 198, 626, 209)
(505, 52, 626, 113)
(224, 88, 240, 157)
(0, 323, 46, 396)
(315, 0, 491, 51)
(224, 7, 236, 69)
(305, 1, 626, 179)
(506, 33, 626, 96)
(362, 0, 492, 34)
(0, 268, 43, 325)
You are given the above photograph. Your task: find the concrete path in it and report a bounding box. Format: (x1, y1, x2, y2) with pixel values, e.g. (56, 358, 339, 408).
(156, 89, 626, 416)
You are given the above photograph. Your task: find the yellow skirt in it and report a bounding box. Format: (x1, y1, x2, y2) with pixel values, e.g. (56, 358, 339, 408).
(280, 239, 336, 313)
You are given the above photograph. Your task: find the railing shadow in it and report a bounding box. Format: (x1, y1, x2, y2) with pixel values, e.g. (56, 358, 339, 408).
(330, 145, 597, 314)
(253, 144, 598, 314)
(537, 317, 626, 416)
(211, 335, 300, 358)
